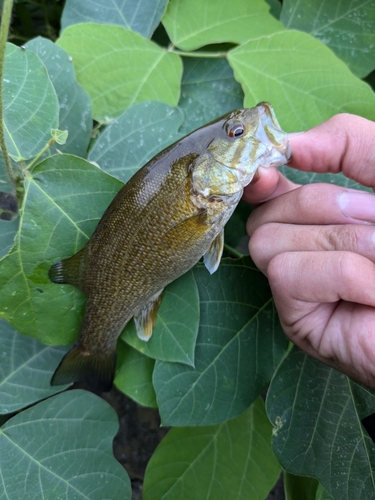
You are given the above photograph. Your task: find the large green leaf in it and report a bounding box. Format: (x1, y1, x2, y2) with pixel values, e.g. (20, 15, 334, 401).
(316, 484, 335, 500)
(228, 29, 375, 132)
(280, 0, 375, 78)
(0, 390, 131, 499)
(0, 218, 18, 258)
(0, 154, 122, 345)
(223, 200, 253, 256)
(88, 101, 184, 183)
(25, 37, 92, 158)
(162, 0, 283, 51)
(153, 258, 289, 426)
(143, 398, 281, 500)
(267, 348, 375, 500)
(61, 0, 168, 38)
(57, 23, 183, 122)
(3, 43, 59, 161)
(279, 166, 372, 192)
(0, 319, 69, 414)
(122, 270, 199, 366)
(115, 340, 157, 408)
(266, 0, 282, 19)
(283, 473, 321, 500)
(178, 57, 244, 135)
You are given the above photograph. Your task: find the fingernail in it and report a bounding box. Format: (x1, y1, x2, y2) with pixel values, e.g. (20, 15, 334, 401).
(338, 191, 375, 223)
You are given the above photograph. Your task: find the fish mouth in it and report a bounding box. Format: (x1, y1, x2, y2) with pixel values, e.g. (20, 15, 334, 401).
(255, 103, 291, 164)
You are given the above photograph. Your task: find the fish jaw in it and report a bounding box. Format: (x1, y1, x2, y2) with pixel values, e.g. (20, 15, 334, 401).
(253, 101, 291, 170)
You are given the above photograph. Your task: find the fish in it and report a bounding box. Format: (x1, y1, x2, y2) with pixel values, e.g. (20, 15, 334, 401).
(49, 102, 290, 392)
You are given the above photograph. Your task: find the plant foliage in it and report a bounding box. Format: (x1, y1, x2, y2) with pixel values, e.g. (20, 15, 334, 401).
(1, 0, 375, 498)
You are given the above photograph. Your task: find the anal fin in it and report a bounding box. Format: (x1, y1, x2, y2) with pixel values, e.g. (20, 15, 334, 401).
(133, 290, 163, 341)
(203, 230, 224, 274)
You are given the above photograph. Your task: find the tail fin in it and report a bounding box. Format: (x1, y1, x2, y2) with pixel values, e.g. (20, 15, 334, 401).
(51, 344, 116, 392)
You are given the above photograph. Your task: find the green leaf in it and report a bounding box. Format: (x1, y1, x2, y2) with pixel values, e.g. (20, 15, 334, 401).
(0, 319, 69, 414)
(265, 0, 282, 19)
(51, 128, 68, 145)
(0, 390, 131, 499)
(153, 258, 288, 426)
(283, 472, 320, 500)
(25, 36, 92, 158)
(143, 398, 281, 500)
(88, 101, 184, 183)
(122, 270, 200, 367)
(228, 29, 375, 132)
(57, 23, 183, 122)
(162, 0, 283, 51)
(280, 0, 375, 78)
(115, 340, 157, 408)
(61, 0, 168, 38)
(178, 57, 244, 135)
(3, 43, 59, 161)
(0, 154, 123, 345)
(224, 200, 252, 254)
(279, 166, 373, 192)
(316, 483, 335, 500)
(267, 348, 375, 500)
(0, 218, 18, 258)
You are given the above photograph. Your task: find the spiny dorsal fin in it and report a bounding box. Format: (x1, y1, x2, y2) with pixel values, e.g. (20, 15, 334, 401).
(203, 230, 224, 274)
(133, 290, 163, 341)
(49, 247, 88, 290)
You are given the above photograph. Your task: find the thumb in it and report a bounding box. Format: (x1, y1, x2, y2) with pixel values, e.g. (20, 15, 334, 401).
(242, 166, 298, 205)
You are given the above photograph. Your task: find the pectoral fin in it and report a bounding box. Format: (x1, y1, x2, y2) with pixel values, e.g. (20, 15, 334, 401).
(133, 290, 163, 341)
(203, 230, 224, 274)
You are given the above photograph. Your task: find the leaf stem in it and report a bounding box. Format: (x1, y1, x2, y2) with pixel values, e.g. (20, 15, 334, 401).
(26, 137, 56, 171)
(167, 44, 227, 58)
(224, 243, 245, 258)
(0, 0, 17, 187)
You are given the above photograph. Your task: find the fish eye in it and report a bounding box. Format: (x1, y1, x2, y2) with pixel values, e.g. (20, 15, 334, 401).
(227, 123, 245, 138)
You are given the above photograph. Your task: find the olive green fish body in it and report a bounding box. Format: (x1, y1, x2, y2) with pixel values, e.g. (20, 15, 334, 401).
(49, 103, 290, 391)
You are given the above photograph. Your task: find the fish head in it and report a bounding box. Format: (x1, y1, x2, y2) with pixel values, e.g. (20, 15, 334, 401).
(192, 102, 290, 199)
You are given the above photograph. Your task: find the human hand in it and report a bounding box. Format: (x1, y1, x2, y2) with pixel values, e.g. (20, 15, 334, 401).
(244, 114, 375, 387)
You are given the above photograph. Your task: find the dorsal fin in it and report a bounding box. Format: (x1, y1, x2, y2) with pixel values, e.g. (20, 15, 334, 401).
(49, 247, 88, 291)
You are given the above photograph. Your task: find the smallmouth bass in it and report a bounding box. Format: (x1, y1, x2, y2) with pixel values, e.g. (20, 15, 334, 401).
(49, 102, 290, 391)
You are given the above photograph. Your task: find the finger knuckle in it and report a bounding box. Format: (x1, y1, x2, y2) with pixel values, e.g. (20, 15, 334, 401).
(267, 253, 289, 284)
(249, 223, 276, 254)
(336, 252, 359, 285)
(249, 223, 278, 268)
(324, 225, 359, 252)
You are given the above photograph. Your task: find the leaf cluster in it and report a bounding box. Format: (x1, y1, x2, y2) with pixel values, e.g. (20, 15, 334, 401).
(1, 0, 375, 498)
